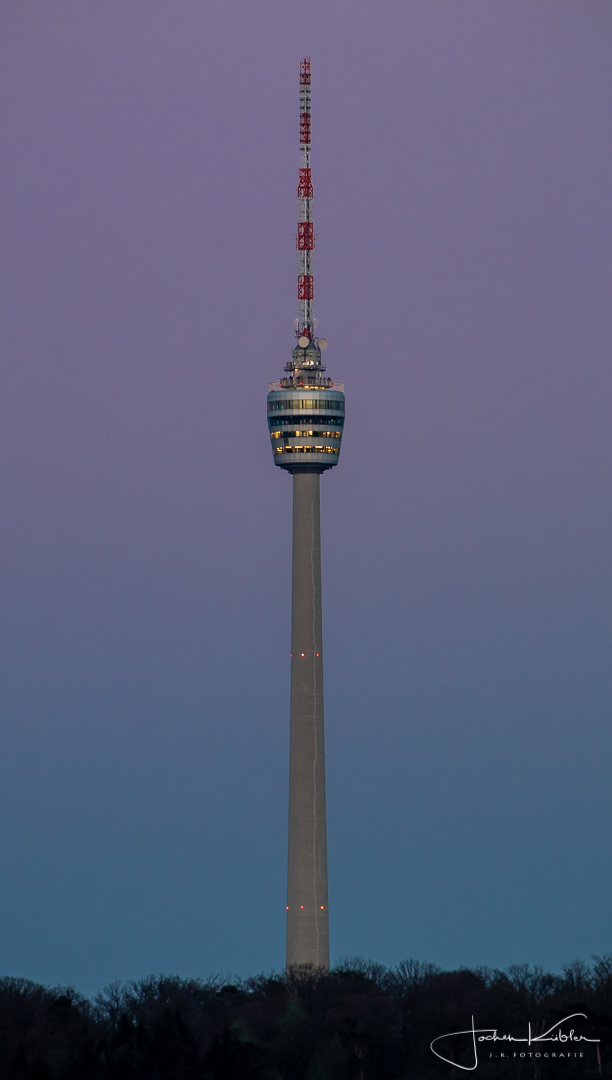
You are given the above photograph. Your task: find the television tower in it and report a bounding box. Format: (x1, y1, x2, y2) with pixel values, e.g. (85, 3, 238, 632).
(267, 57, 345, 970)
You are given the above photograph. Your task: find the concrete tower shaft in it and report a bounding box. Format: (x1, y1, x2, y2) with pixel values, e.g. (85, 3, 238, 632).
(286, 471, 329, 968)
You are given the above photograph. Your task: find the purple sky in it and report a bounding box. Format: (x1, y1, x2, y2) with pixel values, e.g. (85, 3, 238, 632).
(0, 0, 611, 994)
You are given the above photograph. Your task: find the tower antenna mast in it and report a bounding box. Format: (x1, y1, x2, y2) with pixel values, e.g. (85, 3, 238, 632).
(297, 57, 315, 342)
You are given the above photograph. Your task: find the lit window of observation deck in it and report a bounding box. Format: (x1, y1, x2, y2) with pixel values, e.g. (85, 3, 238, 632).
(271, 429, 342, 439)
(274, 445, 339, 455)
(268, 415, 344, 429)
(267, 398, 345, 412)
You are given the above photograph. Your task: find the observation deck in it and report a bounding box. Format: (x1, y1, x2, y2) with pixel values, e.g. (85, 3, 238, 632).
(268, 340, 345, 473)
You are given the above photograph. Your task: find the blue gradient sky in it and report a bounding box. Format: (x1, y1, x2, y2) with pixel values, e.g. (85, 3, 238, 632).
(0, 0, 611, 995)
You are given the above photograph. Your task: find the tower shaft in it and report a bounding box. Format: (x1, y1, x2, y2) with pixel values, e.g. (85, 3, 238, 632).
(286, 470, 330, 968)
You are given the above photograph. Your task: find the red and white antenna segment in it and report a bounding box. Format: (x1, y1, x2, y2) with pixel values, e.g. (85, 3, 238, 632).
(296, 57, 315, 341)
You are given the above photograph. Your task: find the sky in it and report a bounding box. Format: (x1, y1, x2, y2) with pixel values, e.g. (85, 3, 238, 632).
(0, 0, 611, 996)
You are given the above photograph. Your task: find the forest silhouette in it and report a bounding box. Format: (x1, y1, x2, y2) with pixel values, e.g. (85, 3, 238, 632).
(1, 955, 611, 1079)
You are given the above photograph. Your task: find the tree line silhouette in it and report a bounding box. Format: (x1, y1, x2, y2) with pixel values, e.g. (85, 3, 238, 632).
(1, 955, 611, 1079)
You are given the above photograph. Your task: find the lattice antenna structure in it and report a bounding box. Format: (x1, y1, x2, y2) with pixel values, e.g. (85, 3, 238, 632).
(296, 57, 315, 341)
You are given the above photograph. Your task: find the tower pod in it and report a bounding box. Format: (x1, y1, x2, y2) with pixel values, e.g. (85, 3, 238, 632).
(268, 342, 345, 473)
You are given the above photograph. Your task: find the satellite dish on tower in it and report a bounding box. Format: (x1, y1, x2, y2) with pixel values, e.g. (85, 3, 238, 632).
(298, 335, 309, 347)
(318, 338, 328, 350)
